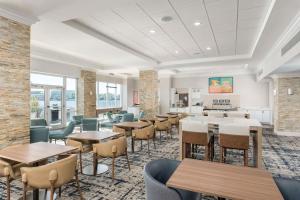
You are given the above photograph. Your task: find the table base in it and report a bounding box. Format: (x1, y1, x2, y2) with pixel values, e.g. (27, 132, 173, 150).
(82, 164, 109, 175)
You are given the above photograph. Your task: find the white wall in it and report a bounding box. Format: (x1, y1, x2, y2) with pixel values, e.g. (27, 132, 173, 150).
(127, 78, 138, 107)
(172, 74, 270, 108)
(159, 77, 171, 113)
(31, 58, 81, 78)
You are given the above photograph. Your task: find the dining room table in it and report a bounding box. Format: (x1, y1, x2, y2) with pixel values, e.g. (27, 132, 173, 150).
(114, 121, 150, 152)
(167, 159, 283, 200)
(156, 114, 178, 118)
(67, 130, 123, 175)
(0, 142, 77, 200)
(179, 116, 263, 168)
(140, 117, 168, 124)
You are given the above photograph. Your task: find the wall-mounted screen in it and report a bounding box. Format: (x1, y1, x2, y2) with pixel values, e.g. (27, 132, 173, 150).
(208, 77, 233, 93)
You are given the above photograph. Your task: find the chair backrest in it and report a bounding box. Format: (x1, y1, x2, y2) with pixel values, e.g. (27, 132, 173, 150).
(72, 115, 83, 124)
(143, 159, 182, 200)
(82, 118, 98, 131)
(21, 154, 77, 188)
(63, 121, 76, 136)
(119, 110, 128, 114)
(207, 111, 224, 118)
(226, 112, 246, 118)
(219, 124, 250, 149)
(139, 111, 145, 119)
(121, 113, 134, 122)
(274, 177, 300, 200)
(219, 124, 249, 136)
(31, 119, 47, 127)
(112, 126, 126, 136)
(107, 112, 114, 122)
(30, 126, 49, 143)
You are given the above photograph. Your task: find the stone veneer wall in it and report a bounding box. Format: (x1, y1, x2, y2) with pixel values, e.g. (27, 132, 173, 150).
(139, 70, 158, 118)
(0, 16, 30, 148)
(274, 77, 300, 133)
(77, 70, 96, 117)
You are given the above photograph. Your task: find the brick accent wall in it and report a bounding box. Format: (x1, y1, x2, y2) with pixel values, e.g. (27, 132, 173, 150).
(77, 70, 96, 117)
(139, 70, 158, 118)
(274, 77, 300, 133)
(0, 16, 30, 148)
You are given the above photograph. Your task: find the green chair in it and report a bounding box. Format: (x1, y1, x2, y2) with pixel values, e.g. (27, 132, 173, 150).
(49, 121, 76, 143)
(72, 115, 84, 125)
(82, 118, 98, 131)
(102, 112, 119, 128)
(119, 110, 128, 114)
(31, 119, 47, 127)
(121, 113, 134, 122)
(30, 126, 49, 143)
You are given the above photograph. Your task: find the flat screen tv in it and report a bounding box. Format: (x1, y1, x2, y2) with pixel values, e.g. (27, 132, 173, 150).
(208, 77, 233, 93)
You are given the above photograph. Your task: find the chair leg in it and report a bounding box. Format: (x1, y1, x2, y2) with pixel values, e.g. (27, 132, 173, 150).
(205, 145, 209, 161)
(54, 139, 56, 144)
(244, 149, 248, 167)
(220, 147, 224, 163)
(79, 151, 83, 173)
(93, 153, 97, 176)
(6, 176, 10, 200)
(50, 138, 52, 143)
(63, 139, 66, 145)
(140, 140, 143, 150)
(59, 187, 62, 197)
(224, 148, 227, 163)
(75, 170, 83, 199)
(153, 138, 156, 149)
(112, 155, 115, 182)
(22, 181, 27, 200)
(147, 138, 150, 155)
(159, 131, 162, 143)
(125, 150, 130, 170)
(49, 180, 55, 200)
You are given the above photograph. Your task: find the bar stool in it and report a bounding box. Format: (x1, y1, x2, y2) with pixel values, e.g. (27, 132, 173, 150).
(182, 123, 212, 161)
(219, 125, 249, 166)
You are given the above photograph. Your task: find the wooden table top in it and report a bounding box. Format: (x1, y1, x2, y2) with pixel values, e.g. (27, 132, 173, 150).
(156, 114, 177, 118)
(0, 142, 77, 164)
(68, 131, 122, 141)
(140, 118, 168, 122)
(115, 121, 150, 129)
(167, 159, 283, 200)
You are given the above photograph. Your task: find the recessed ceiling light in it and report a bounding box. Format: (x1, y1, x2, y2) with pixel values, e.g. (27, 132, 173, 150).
(175, 50, 179, 54)
(161, 16, 173, 22)
(194, 21, 202, 26)
(206, 46, 212, 50)
(244, 64, 249, 69)
(149, 29, 156, 34)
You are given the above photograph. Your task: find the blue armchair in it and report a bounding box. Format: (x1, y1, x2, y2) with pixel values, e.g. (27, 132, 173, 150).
(121, 113, 134, 122)
(30, 126, 49, 143)
(49, 121, 75, 143)
(31, 119, 47, 127)
(144, 159, 200, 200)
(274, 177, 300, 200)
(72, 115, 84, 125)
(82, 118, 98, 131)
(134, 111, 145, 121)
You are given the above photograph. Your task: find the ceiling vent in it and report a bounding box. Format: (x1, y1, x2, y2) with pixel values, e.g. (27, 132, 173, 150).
(161, 16, 173, 22)
(281, 30, 300, 56)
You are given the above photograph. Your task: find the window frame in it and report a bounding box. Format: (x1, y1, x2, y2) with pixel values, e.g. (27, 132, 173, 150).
(96, 81, 122, 109)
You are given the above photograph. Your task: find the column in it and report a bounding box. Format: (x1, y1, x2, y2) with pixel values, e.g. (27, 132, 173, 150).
(139, 70, 158, 118)
(0, 16, 31, 148)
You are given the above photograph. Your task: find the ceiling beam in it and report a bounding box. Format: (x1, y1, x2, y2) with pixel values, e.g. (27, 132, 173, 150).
(63, 19, 160, 65)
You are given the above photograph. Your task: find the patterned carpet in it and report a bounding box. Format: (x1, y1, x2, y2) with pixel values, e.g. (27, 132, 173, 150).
(0, 129, 299, 200)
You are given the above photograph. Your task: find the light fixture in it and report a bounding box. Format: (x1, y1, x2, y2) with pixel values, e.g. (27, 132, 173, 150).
(175, 50, 179, 54)
(193, 21, 202, 26)
(288, 88, 294, 95)
(273, 89, 277, 96)
(149, 29, 156, 34)
(89, 91, 93, 96)
(244, 64, 249, 69)
(206, 46, 212, 50)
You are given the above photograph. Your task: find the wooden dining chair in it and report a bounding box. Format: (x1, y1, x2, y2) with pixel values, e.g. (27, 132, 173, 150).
(226, 112, 247, 118)
(92, 136, 130, 182)
(132, 125, 156, 154)
(182, 123, 212, 161)
(21, 154, 82, 200)
(219, 125, 250, 166)
(0, 159, 27, 200)
(168, 116, 179, 131)
(155, 120, 171, 142)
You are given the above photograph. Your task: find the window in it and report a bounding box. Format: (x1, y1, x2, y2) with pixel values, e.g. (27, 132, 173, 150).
(97, 82, 122, 108)
(66, 78, 77, 122)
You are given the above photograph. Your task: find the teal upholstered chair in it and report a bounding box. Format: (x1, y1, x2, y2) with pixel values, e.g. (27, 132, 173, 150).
(134, 111, 145, 121)
(119, 110, 128, 114)
(72, 115, 84, 125)
(102, 112, 119, 128)
(82, 118, 98, 131)
(30, 126, 49, 143)
(31, 119, 47, 127)
(121, 113, 134, 122)
(49, 121, 76, 143)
